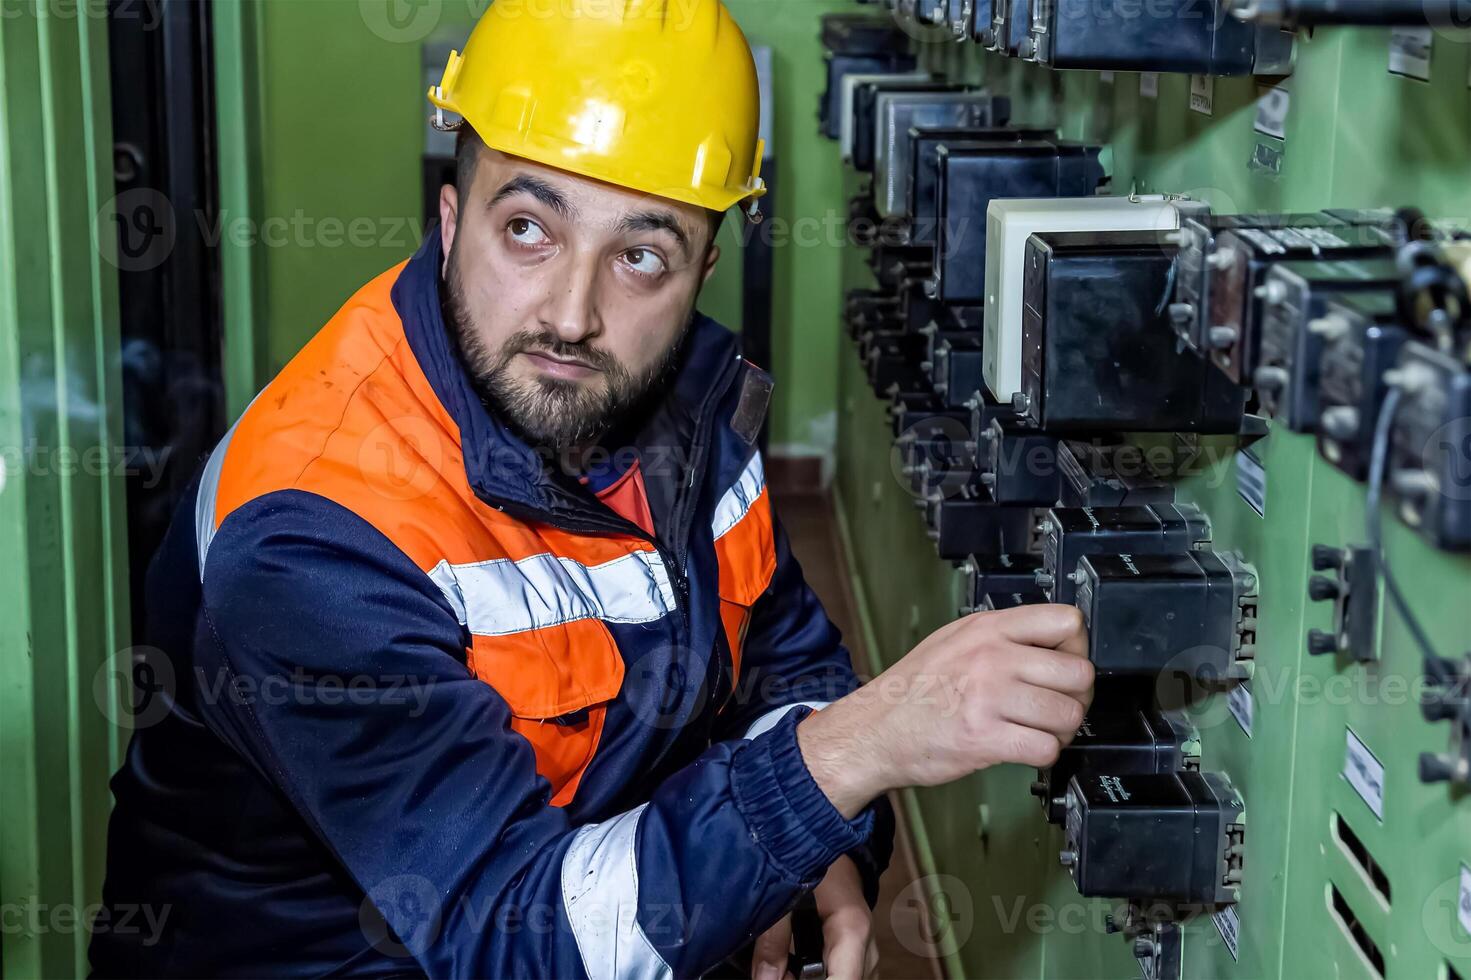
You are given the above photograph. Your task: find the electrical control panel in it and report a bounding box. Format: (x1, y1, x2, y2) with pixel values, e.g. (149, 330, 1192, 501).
(1020, 229, 1247, 432)
(982, 196, 1185, 405)
(827, 27, 1470, 980)
(1061, 770, 1245, 904)
(1022, 0, 1294, 75)
(931, 140, 1105, 305)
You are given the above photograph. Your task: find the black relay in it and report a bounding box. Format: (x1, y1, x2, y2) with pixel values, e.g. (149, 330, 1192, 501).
(931, 140, 1104, 305)
(1020, 230, 1245, 433)
(1170, 210, 1353, 351)
(1252, 257, 1402, 432)
(1061, 770, 1245, 904)
(1388, 341, 1471, 552)
(1074, 552, 1259, 679)
(906, 127, 1054, 248)
(1315, 292, 1411, 481)
(1032, 709, 1201, 824)
(1203, 222, 1395, 385)
(959, 552, 1045, 615)
(1038, 504, 1212, 604)
(1056, 441, 1177, 508)
(974, 418, 1062, 506)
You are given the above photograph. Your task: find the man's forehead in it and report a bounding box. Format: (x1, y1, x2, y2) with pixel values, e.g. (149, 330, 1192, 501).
(477, 146, 703, 236)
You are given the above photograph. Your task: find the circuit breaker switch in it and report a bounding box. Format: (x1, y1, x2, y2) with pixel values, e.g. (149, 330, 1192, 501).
(1039, 504, 1213, 604)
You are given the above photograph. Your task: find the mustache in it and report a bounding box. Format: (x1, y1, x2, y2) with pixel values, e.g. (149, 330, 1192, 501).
(501, 332, 615, 374)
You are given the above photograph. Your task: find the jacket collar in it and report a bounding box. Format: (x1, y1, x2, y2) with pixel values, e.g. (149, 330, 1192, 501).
(390, 231, 743, 527)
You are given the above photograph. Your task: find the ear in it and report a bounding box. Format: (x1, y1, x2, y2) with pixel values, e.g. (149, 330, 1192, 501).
(700, 243, 721, 285)
(439, 182, 460, 275)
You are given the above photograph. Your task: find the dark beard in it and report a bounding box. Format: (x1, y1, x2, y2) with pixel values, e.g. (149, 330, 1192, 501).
(440, 244, 688, 459)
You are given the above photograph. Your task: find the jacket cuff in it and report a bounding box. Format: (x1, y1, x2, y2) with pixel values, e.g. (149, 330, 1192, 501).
(729, 705, 874, 885)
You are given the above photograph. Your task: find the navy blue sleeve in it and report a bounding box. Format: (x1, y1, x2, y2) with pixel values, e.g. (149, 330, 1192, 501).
(713, 509, 896, 906)
(195, 490, 872, 978)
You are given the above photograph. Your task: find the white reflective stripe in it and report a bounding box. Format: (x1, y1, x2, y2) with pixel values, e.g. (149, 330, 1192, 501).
(742, 701, 832, 741)
(194, 422, 240, 580)
(561, 804, 671, 980)
(427, 550, 676, 636)
(711, 452, 765, 541)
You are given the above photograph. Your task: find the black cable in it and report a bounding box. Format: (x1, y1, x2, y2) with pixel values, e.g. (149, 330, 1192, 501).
(1364, 385, 1455, 686)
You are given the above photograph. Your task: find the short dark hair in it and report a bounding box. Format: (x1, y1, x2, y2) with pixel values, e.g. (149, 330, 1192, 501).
(454, 125, 724, 248)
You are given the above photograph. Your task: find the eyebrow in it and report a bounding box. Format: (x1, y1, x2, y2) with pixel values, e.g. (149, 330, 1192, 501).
(617, 209, 692, 258)
(487, 175, 577, 221)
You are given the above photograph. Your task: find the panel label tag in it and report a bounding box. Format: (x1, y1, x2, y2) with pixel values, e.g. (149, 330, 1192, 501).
(1229, 681, 1254, 737)
(1389, 27, 1433, 81)
(1190, 75, 1214, 115)
(1214, 905, 1241, 961)
(1343, 728, 1386, 820)
(1140, 72, 1160, 99)
(1236, 450, 1267, 518)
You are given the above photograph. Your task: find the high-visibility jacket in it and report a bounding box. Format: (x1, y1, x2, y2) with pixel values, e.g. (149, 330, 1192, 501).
(91, 232, 892, 978)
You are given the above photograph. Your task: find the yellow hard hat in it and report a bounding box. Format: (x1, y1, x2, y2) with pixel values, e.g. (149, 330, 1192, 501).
(428, 0, 766, 217)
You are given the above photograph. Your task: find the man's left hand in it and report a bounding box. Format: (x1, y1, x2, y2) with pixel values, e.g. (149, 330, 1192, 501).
(750, 856, 878, 980)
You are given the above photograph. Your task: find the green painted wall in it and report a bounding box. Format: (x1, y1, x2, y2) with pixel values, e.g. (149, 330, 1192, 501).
(834, 20, 1471, 980)
(247, 0, 851, 453)
(0, 5, 131, 977)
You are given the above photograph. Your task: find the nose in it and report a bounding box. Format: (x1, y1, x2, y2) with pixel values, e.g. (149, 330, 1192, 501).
(537, 251, 602, 347)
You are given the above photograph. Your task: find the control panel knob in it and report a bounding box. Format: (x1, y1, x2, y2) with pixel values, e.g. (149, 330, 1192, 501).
(1308, 575, 1342, 602)
(1418, 752, 1460, 784)
(1421, 694, 1462, 723)
(1207, 249, 1236, 270)
(1307, 629, 1339, 656)
(1253, 365, 1289, 391)
(1168, 302, 1195, 324)
(1320, 406, 1361, 441)
(1207, 326, 1238, 349)
(1311, 545, 1344, 571)
(1132, 937, 1159, 960)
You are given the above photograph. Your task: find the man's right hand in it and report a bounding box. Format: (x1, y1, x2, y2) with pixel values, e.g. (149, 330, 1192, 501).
(796, 604, 1093, 820)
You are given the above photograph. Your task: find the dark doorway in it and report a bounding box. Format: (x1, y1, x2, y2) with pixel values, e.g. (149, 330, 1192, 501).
(107, 0, 226, 637)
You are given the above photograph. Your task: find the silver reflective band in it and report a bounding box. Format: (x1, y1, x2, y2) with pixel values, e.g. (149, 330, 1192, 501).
(561, 804, 672, 980)
(742, 701, 832, 741)
(428, 549, 677, 636)
(711, 452, 765, 541)
(194, 422, 241, 580)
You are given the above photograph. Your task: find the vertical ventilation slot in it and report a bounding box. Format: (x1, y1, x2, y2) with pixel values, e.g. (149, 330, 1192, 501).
(1328, 884, 1386, 979)
(1332, 811, 1392, 905)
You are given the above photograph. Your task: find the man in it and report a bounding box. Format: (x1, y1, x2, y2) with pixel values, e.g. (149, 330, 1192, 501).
(92, 2, 1093, 977)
